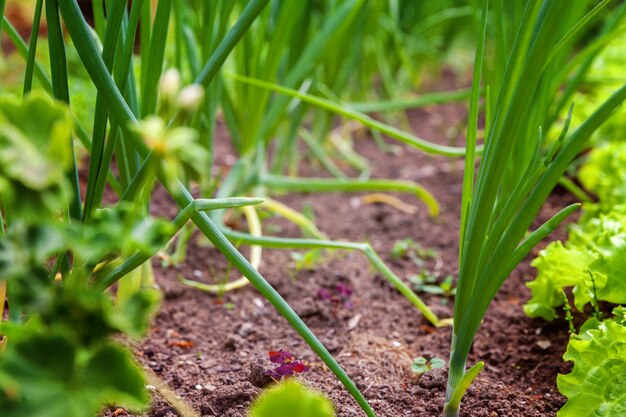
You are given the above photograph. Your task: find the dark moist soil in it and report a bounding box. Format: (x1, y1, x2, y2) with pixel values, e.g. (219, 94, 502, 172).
(104, 83, 576, 417)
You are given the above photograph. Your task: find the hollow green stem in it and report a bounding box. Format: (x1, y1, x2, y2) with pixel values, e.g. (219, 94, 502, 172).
(260, 197, 327, 240)
(46, 0, 82, 221)
(194, 0, 270, 87)
(23, 0, 44, 95)
(348, 88, 475, 113)
(260, 173, 439, 217)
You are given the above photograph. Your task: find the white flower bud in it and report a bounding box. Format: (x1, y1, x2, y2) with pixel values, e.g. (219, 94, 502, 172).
(159, 69, 181, 102)
(178, 84, 205, 112)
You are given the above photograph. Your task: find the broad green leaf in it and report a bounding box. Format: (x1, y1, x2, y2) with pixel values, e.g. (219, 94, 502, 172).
(250, 380, 335, 417)
(0, 92, 73, 173)
(83, 344, 149, 409)
(558, 320, 626, 416)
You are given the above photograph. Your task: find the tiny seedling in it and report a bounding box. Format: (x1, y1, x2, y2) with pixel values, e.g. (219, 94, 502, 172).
(411, 356, 446, 376)
(290, 249, 325, 271)
(390, 239, 438, 266)
(409, 271, 456, 298)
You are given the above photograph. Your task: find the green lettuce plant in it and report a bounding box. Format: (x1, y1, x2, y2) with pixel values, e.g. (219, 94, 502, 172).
(525, 209, 626, 320)
(557, 313, 626, 416)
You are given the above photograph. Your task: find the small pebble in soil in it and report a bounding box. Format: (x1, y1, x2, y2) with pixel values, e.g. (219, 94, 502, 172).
(536, 340, 552, 350)
(237, 323, 255, 337)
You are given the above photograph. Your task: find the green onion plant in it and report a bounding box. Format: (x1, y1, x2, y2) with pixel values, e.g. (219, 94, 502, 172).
(446, 0, 626, 415)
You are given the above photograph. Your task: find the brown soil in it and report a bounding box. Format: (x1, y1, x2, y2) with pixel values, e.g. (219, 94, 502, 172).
(102, 90, 576, 417)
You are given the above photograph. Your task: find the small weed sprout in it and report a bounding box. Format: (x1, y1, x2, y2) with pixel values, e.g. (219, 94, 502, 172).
(291, 249, 325, 271)
(409, 271, 456, 298)
(391, 239, 439, 266)
(264, 350, 310, 381)
(411, 357, 446, 377)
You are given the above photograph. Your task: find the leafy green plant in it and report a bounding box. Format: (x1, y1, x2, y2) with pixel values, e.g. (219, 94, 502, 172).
(557, 313, 626, 416)
(249, 380, 335, 417)
(578, 141, 626, 204)
(524, 22, 626, 412)
(525, 209, 626, 320)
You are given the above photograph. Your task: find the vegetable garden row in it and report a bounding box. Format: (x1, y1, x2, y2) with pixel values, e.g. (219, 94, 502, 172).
(0, 0, 625, 416)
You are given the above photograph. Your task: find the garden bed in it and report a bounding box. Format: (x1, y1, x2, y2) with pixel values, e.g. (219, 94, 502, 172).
(105, 101, 575, 417)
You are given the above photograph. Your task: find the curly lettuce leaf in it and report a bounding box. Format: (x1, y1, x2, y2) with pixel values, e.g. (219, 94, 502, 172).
(524, 241, 595, 320)
(557, 319, 626, 417)
(525, 211, 626, 321)
(589, 245, 626, 305)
